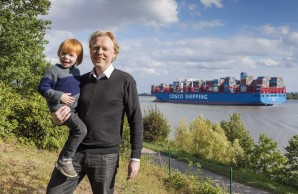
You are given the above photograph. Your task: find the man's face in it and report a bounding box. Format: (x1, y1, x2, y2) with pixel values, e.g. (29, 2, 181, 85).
(90, 36, 116, 73)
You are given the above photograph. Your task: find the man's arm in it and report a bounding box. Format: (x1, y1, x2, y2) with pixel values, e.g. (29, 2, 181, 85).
(125, 81, 143, 158)
(125, 76, 144, 180)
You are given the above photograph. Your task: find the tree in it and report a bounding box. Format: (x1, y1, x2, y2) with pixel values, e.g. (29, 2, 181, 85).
(0, 82, 20, 137)
(220, 113, 255, 167)
(284, 135, 298, 187)
(251, 133, 286, 178)
(173, 115, 244, 165)
(0, 0, 51, 94)
(285, 135, 298, 171)
(143, 105, 171, 143)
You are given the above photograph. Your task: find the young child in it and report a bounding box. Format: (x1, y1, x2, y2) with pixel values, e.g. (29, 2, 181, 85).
(38, 39, 87, 178)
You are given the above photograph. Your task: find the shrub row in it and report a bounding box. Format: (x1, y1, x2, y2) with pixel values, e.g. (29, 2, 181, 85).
(0, 82, 67, 150)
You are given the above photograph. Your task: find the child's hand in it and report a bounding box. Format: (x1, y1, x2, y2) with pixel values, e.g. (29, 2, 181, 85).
(60, 93, 75, 105)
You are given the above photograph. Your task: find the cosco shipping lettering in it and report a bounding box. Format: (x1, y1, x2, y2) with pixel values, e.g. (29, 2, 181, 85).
(169, 94, 208, 100)
(151, 72, 286, 106)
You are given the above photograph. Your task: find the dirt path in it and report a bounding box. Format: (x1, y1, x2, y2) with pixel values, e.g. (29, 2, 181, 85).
(142, 147, 271, 194)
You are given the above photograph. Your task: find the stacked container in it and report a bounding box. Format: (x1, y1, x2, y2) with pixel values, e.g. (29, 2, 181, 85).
(240, 73, 254, 93)
(152, 72, 286, 95)
(270, 77, 284, 88)
(207, 80, 214, 92)
(255, 76, 270, 93)
(193, 80, 203, 92)
(213, 79, 219, 92)
(223, 76, 237, 93)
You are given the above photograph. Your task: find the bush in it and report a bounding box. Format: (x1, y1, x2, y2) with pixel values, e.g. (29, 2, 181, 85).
(11, 93, 68, 150)
(220, 113, 255, 167)
(284, 135, 298, 188)
(143, 105, 170, 143)
(0, 82, 68, 150)
(250, 134, 286, 177)
(0, 82, 19, 137)
(173, 115, 244, 165)
(165, 169, 223, 193)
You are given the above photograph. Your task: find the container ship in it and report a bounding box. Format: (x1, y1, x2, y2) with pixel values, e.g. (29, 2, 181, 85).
(151, 72, 286, 106)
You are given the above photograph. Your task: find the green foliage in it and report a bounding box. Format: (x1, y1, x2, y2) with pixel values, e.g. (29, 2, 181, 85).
(286, 93, 298, 99)
(250, 134, 287, 178)
(220, 113, 255, 167)
(284, 135, 298, 188)
(0, 0, 57, 147)
(0, 82, 20, 137)
(173, 115, 244, 165)
(10, 93, 68, 150)
(165, 169, 223, 194)
(120, 116, 131, 155)
(143, 105, 171, 143)
(0, 82, 68, 150)
(145, 142, 298, 194)
(285, 135, 298, 171)
(0, 0, 52, 94)
(0, 1, 56, 145)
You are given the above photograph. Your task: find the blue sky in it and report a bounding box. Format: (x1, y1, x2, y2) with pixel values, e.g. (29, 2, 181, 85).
(45, 0, 298, 93)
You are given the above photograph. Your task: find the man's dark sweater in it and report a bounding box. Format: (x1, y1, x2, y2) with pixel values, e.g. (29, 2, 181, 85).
(77, 69, 143, 159)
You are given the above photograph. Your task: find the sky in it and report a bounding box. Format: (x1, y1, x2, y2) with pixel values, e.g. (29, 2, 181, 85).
(44, 0, 298, 93)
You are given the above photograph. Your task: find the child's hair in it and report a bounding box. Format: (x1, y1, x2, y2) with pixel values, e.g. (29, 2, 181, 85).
(57, 39, 83, 65)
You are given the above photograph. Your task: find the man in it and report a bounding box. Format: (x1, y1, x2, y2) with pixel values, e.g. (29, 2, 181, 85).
(46, 30, 144, 194)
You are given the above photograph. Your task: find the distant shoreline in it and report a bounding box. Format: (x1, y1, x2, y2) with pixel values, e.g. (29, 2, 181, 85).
(139, 93, 153, 96)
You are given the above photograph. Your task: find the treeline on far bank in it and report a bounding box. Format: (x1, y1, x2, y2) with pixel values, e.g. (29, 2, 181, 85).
(287, 92, 298, 99)
(142, 105, 298, 194)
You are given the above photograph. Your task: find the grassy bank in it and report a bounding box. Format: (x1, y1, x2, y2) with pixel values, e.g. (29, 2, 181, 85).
(144, 142, 298, 194)
(0, 138, 177, 194)
(0, 138, 90, 194)
(0, 138, 223, 194)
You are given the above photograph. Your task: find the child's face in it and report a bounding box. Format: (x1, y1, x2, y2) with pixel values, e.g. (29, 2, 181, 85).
(59, 52, 78, 68)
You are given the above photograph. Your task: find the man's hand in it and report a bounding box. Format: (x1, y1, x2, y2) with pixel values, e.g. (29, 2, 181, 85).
(127, 160, 140, 180)
(52, 105, 71, 125)
(60, 93, 75, 105)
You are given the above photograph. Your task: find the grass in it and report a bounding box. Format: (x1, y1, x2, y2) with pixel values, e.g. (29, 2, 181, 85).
(4, 136, 295, 194)
(0, 138, 181, 194)
(115, 155, 177, 194)
(0, 138, 54, 194)
(143, 142, 298, 194)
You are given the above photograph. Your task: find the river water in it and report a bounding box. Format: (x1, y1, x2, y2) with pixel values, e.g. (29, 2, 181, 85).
(139, 96, 298, 153)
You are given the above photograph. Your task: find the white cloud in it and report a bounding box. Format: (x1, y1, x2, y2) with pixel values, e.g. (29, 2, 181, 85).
(47, 0, 178, 30)
(288, 32, 298, 42)
(200, 0, 223, 8)
(193, 19, 224, 30)
(188, 3, 201, 17)
(240, 56, 257, 68)
(117, 35, 289, 79)
(188, 3, 197, 11)
(285, 32, 298, 46)
(257, 58, 279, 67)
(259, 24, 290, 36)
